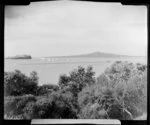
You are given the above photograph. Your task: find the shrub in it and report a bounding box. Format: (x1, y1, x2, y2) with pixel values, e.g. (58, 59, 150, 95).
(79, 61, 147, 120)
(4, 62, 147, 119)
(58, 66, 96, 100)
(4, 95, 37, 119)
(4, 70, 38, 96)
(29, 91, 77, 119)
(36, 84, 59, 96)
(4, 96, 21, 117)
(78, 84, 123, 119)
(59, 66, 95, 90)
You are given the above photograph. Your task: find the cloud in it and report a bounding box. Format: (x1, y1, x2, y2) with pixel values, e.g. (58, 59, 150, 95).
(4, 1, 147, 57)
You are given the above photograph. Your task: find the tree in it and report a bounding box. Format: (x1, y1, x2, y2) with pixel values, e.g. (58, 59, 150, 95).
(58, 74, 70, 88)
(58, 66, 95, 96)
(78, 61, 147, 119)
(4, 94, 37, 119)
(4, 70, 39, 96)
(58, 66, 96, 115)
(36, 84, 59, 96)
(4, 62, 147, 119)
(27, 90, 77, 119)
(78, 83, 134, 119)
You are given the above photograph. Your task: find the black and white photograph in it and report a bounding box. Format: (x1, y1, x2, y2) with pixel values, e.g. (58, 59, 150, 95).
(4, 0, 147, 120)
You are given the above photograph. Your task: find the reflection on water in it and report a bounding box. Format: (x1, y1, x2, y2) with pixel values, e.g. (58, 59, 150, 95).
(5, 57, 147, 85)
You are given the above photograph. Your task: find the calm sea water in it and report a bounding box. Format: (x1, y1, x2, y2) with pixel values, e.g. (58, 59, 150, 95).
(5, 57, 147, 85)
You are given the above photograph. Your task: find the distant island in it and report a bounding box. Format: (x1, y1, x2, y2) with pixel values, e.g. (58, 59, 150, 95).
(45, 52, 132, 58)
(6, 55, 32, 59)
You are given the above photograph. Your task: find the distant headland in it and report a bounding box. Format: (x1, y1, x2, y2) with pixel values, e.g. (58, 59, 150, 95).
(6, 55, 32, 59)
(45, 51, 133, 58)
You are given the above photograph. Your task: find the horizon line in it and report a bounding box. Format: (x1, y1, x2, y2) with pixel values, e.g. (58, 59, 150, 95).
(5, 51, 147, 58)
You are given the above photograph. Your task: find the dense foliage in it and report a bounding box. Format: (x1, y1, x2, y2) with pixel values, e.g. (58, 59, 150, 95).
(4, 62, 147, 120)
(36, 84, 59, 96)
(29, 90, 77, 119)
(78, 62, 147, 119)
(4, 94, 37, 119)
(59, 66, 95, 93)
(4, 70, 38, 96)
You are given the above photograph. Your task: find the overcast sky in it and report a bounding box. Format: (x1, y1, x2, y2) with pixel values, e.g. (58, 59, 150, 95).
(5, 0, 147, 57)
